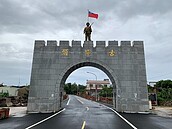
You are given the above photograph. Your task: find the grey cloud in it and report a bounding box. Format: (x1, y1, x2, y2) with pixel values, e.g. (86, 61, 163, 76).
(0, 0, 172, 85)
(0, 0, 121, 34)
(0, 0, 55, 34)
(114, 0, 172, 21)
(1, 0, 172, 34)
(0, 60, 31, 85)
(0, 42, 32, 62)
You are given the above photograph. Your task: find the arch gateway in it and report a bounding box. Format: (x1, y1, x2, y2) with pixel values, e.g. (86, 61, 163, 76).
(27, 40, 149, 113)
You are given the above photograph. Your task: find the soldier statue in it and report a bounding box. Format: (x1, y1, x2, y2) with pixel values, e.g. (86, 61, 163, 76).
(84, 22, 92, 41)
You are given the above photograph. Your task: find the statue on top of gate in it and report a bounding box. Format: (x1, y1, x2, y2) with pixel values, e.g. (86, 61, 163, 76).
(84, 22, 93, 41)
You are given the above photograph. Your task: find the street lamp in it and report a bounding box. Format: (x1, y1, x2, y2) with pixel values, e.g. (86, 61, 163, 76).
(86, 72, 97, 81)
(86, 72, 98, 101)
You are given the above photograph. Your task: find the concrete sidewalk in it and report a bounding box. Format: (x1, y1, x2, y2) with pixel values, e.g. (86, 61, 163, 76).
(151, 106, 172, 118)
(4, 105, 172, 118)
(9, 107, 27, 117)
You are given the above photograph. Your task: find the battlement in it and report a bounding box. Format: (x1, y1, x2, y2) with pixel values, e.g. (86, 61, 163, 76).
(34, 40, 144, 49)
(29, 39, 148, 113)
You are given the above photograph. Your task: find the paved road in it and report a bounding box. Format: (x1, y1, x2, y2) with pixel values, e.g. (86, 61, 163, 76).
(0, 95, 172, 129)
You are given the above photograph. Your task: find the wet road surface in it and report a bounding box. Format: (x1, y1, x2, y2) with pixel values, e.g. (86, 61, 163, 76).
(0, 95, 172, 129)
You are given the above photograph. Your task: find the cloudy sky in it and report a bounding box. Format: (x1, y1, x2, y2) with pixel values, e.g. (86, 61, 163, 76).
(0, 0, 172, 86)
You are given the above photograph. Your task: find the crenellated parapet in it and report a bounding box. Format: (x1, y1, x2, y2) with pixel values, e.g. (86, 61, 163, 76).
(34, 40, 144, 48)
(33, 40, 144, 58)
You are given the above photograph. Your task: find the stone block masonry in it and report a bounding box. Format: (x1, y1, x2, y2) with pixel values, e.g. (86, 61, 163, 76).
(27, 40, 149, 113)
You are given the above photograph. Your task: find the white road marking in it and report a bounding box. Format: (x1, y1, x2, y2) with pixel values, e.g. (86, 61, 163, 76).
(104, 106, 137, 129)
(77, 98, 84, 104)
(25, 108, 66, 129)
(81, 121, 86, 129)
(67, 98, 70, 105)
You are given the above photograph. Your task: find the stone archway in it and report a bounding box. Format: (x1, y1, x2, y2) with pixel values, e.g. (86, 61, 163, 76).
(27, 40, 149, 113)
(58, 61, 118, 110)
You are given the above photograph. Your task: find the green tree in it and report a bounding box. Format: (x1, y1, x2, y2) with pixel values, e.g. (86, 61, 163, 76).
(99, 86, 113, 97)
(78, 84, 86, 93)
(0, 92, 9, 97)
(155, 80, 172, 89)
(155, 80, 172, 101)
(64, 83, 86, 95)
(64, 83, 71, 94)
(71, 83, 77, 94)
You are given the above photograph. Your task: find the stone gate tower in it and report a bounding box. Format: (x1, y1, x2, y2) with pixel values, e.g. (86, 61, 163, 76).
(27, 40, 149, 113)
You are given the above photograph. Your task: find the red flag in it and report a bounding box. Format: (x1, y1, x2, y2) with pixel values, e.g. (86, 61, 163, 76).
(88, 10, 98, 19)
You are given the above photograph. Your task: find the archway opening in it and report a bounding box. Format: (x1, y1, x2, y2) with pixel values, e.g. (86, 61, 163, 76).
(59, 62, 117, 109)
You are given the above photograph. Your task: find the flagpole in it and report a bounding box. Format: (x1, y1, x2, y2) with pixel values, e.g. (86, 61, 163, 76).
(87, 9, 89, 22)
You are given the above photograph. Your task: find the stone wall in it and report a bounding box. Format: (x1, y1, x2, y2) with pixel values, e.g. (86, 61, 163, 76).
(27, 40, 149, 113)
